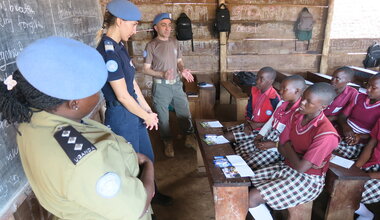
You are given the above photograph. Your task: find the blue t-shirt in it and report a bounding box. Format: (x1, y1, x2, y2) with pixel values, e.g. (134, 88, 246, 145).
(97, 35, 137, 103)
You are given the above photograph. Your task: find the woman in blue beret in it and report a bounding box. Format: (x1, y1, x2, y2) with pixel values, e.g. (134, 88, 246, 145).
(96, 0, 172, 206)
(96, 0, 158, 164)
(0, 36, 154, 220)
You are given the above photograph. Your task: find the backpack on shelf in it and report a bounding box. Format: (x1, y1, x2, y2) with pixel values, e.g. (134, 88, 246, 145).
(363, 43, 380, 68)
(213, 3, 231, 37)
(294, 7, 313, 50)
(176, 13, 194, 52)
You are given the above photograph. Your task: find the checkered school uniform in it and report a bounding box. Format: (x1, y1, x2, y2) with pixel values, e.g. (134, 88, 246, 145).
(361, 164, 380, 204)
(236, 100, 301, 170)
(335, 93, 380, 159)
(360, 119, 380, 204)
(251, 111, 339, 210)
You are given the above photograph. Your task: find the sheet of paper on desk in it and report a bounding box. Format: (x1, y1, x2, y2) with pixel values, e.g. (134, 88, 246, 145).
(330, 155, 355, 169)
(226, 155, 246, 165)
(226, 155, 255, 177)
(203, 135, 229, 145)
(200, 121, 223, 128)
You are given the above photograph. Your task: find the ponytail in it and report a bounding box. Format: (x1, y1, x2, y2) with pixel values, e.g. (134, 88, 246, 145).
(95, 11, 117, 46)
(0, 70, 66, 124)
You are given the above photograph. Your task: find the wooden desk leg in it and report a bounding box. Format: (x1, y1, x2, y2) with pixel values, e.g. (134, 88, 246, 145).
(287, 201, 313, 220)
(196, 145, 205, 172)
(325, 180, 367, 220)
(236, 99, 248, 121)
(213, 186, 248, 220)
(220, 85, 230, 104)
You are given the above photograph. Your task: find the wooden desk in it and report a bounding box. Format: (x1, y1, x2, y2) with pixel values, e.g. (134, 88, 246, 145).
(195, 119, 251, 220)
(349, 66, 379, 88)
(324, 163, 370, 220)
(184, 75, 216, 119)
(220, 81, 249, 121)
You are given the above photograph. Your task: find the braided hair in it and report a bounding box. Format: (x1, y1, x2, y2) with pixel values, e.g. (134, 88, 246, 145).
(0, 70, 66, 124)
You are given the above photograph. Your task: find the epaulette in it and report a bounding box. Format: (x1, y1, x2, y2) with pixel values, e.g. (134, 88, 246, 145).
(54, 126, 97, 165)
(104, 40, 115, 52)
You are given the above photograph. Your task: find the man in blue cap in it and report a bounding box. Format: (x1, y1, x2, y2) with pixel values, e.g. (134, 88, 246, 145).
(0, 36, 154, 220)
(143, 13, 198, 157)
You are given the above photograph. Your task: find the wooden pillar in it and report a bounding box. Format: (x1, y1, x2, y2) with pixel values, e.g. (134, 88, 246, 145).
(218, 0, 227, 81)
(320, 0, 335, 74)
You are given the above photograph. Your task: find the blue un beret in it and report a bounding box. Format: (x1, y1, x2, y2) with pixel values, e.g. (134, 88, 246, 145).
(107, 0, 141, 21)
(16, 36, 107, 100)
(153, 13, 172, 25)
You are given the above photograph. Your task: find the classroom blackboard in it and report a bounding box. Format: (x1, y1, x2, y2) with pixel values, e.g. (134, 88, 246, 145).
(0, 0, 102, 216)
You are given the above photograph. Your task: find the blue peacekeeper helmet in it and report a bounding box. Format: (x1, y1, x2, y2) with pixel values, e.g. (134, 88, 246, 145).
(153, 13, 172, 25)
(107, 0, 141, 21)
(16, 36, 107, 100)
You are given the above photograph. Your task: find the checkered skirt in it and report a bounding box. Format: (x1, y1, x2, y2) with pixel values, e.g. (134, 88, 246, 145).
(334, 141, 364, 159)
(235, 128, 282, 169)
(361, 164, 380, 204)
(251, 162, 325, 210)
(227, 123, 259, 143)
(245, 149, 284, 170)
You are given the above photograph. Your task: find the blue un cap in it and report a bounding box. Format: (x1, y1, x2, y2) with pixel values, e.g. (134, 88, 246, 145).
(16, 36, 107, 100)
(107, 0, 141, 21)
(153, 13, 172, 25)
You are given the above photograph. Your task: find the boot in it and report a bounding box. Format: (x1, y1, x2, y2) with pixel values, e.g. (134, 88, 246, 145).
(163, 140, 174, 157)
(185, 134, 198, 150)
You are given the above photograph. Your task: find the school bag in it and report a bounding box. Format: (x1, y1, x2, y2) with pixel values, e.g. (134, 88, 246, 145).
(176, 13, 194, 51)
(294, 8, 313, 50)
(213, 3, 231, 36)
(363, 43, 380, 68)
(233, 71, 257, 86)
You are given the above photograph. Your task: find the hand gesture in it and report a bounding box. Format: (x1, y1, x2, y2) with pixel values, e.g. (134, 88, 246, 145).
(181, 69, 194, 82)
(144, 112, 159, 130)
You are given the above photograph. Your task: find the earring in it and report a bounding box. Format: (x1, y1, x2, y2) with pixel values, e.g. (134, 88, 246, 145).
(74, 105, 79, 111)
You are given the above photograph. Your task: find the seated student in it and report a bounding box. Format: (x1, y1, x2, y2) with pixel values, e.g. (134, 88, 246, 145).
(235, 75, 306, 170)
(354, 117, 380, 220)
(248, 83, 339, 220)
(0, 37, 154, 220)
(336, 73, 380, 159)
(324, 66, 358, 123)
(224, 67, 280, 143)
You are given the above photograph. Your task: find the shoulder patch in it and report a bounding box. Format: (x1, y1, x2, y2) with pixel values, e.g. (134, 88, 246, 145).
(54, 126, 97, 165)
(96, 172, 121, 198)
(106, 60, 118, 72)
(104, 40, 114, 52)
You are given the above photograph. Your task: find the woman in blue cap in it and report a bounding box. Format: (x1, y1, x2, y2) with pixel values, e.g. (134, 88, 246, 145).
(0, 36, 154, 220)
(96, 0, 172, 206)
(96, 0, 157, 166)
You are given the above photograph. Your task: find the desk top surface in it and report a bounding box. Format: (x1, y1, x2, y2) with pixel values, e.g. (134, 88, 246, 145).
(195, 119, 252, 187)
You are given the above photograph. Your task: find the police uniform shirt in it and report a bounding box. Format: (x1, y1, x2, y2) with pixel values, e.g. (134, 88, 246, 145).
(97, 35, 137, 103)
(17, 111, 151, 220)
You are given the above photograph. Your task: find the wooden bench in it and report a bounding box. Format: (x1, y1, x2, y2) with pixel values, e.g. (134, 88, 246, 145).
(195, 119, 251, 220)
(324, 162, 370, 220)
(184, 74, 216, 119)
(220, 81, 249, 121)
